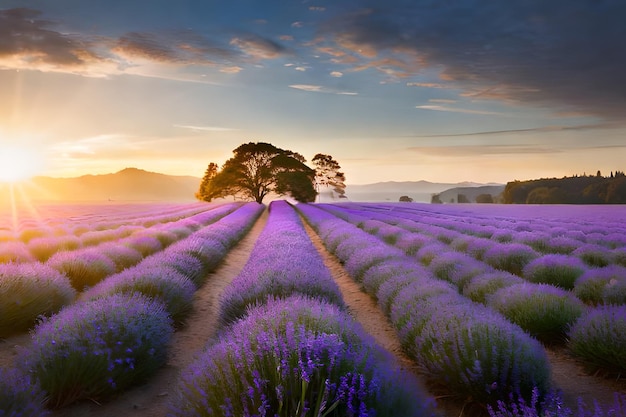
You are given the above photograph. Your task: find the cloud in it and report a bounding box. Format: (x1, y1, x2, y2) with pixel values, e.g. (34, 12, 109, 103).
(407, 122, 622, 138)
(289, 84, 357, 95)
(407, 82, 447, 88)
(330, 71, 343, 77)
(0, 8, 101, 71)
(320, 1, 626, 120)
(174, 125, 238, 132)
(229, 36, 287, 59)
(408, 145, 562, 157)
(415, 105, 506, 116)
(309, 6, 326, 12)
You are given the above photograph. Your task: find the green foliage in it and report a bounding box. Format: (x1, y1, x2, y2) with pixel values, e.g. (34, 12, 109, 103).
(568, 305, 626, 375)
(312, 153, 347, 200)
(503, 174, 626, 204)
(196, 142, 317, 203)
(476, 193, 494, 203)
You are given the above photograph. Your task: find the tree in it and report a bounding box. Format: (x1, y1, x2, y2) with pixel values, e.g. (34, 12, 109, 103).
(312, 153, 346, 201)
(195, 162, 219, 201)
(457, 193, 470, 203)
(399, 195, 413, 202)
(476, 193, 494, 204)
(196, 142, 316, 204)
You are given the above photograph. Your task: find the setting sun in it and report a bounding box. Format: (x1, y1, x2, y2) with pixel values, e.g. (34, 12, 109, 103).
(0, 146, 44, 183)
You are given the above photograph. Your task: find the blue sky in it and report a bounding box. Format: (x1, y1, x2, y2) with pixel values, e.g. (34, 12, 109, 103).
(0, 0, 624, 184)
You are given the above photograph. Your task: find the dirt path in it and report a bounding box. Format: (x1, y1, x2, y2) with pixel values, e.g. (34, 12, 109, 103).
(50, 209, 268, 417)
(546, 347, 625, 410)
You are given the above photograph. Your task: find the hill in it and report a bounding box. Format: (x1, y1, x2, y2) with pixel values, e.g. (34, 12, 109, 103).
(345, 181, 500, 203)
(432, 184, 506, 204)
(22, 168, 200, 202)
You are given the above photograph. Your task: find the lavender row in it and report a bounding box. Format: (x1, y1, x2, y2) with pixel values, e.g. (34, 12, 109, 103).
(297, 203, 551, 406)
(313, 204, 626, 376)
(171, 200, 433, 417)
(342, 202, 626, 262)
(320, 204, 626, 309)
(0, 203, 242, 334)
(2, 203, 264, 412)
(84, 202, 265, 325)
(315, 204, 588, 343)
(219, 200, 345, 326)
(0, 202, 214, 244)
(0, 202, 242, 264)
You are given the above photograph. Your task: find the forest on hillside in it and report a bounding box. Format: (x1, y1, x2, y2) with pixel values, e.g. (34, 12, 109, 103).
(503, 171, 626, 204)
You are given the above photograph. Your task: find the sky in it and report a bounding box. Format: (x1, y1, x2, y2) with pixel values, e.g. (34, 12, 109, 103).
(0, 0, 625, 185)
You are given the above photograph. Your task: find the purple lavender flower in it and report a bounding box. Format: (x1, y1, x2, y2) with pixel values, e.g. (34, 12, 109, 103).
(574, 265, 626, 306)
(27, 235, 82, 262)
(85, 264, 196, 325)
(19, 293, 173, 408)
(219, 201, 343, 326)
(483, 243, 540, 276)
(172, 296, 432, 417)
(572, 244, 613, 268)
(0, 367, 49, 416)
(46, 248, 117, 291)
(568, 305, 626, 375)
(463, 271, 525, 304)
(0, 262, 76, 337)
(488, 283, 585, 343)
(0, 241, 35, 264)
(523, 254, 587, 290)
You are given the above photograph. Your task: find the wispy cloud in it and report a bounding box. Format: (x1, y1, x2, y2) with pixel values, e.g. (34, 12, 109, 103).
(330, 71, 343, 77)
(408, 145, 561, 157)
(407, 82, 448, 88)
(174, 124, 238, 132)
(407, 122, 622, 138)
(289, 84, 357, 95)
(415, 105, 505, 116)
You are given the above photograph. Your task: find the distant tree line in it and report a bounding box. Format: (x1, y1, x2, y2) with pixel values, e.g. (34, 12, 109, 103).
(503, 171, 626, 204)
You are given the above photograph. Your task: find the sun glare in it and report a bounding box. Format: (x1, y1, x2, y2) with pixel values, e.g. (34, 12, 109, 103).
(0, 146, 43, 183)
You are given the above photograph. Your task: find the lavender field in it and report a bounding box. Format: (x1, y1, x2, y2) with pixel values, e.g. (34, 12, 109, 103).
(1, 201, 626, 417)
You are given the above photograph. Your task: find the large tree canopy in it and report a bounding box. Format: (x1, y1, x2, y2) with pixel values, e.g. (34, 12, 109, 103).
(196, 142, 317, 204)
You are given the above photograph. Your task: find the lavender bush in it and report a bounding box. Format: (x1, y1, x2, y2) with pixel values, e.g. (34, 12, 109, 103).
(172, 296, 433, 417)
(85, 264, 196, 325)
(0, 263, 76, 337)
(0, 367, 49, 417)
(428, 251, 489, 291)
(408, 301, 552, 404)
(572, 244, 613, 268)
(27, 235, 82, 262)
(568, 305, 626, 374)
(46, 248, 117, 291)
(574, 266, 626, 305)
(463, 271, 525, 304)
(97, 242, 144, 272)
(483, 243, 540, 276)
(19, 293, 173, 408)
(488, 283, 585, 343)
(523, 254, 587, 290)
(0, 241, 35, 264)
(142, 250, 206, 288)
